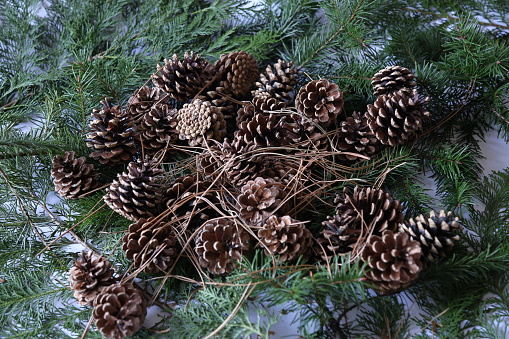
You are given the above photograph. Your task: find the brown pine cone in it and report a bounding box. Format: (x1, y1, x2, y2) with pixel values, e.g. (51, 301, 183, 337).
(86, 98, 138, 166)
(236, 102, 259, 128)
(295, 79, 344, 128)
(257, 158, 300, 186)
(214, 51, 259, 98)
(252, 94, 287, 112)
(136, 103, 179, 156)
(316, 213, 359, 261)
(361, 230, 422, 293)
(127, 86, 168, 123)
(258, 215, 312, 262)
(152, 52, 216, 102)
(399, 210, 461, 262)
(238, 177, 287, 226)
(69, 251, 116, 306)
(195, 218, 250, 275)
(104, 160, 164, 221)
(372, 65, 416, 96)
(122, 217, 178, 273)
(177, 99, 227, 147)
(52, 151, 99, 199)
(366, 89, 430, 146)
(93, 283, 147, 339)
(254, 60, 297, 103)
(335, 112, 381, 162)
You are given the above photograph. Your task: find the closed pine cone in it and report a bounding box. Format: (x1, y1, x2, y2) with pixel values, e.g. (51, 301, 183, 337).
(127, 86, 168, 123)
(104, 160, 164, 221)
(336, 112, 381, 162)
(361, 230, 422, 293)
(195, 218, 250, 275)
(152, 51, 216, 102)
(52, 151, 99, 199)
(258, 215, 312, 262)
(69, 251, 116, 306)
(177, 99, 227, 147)
(399, 210, 461, 262)
(366, 89, 430, 146)
(93, 283, 147, 339)
(371, 65, 416, 96)
(122, 217, 178, 273)
(214, 50, 259, 98)
(254, 59, 297, 103)
(238, 177, 287, 226)
(86, 98, 138, 166)
(295, 79, 344, 128)
(136, 103, 179, 156)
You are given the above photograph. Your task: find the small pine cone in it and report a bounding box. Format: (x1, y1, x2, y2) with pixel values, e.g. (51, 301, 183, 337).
(361, 230, 422, 293)
(336, 112, 381, 162)
(257, 158, 300, 186)
(366, 89, 430, 146)
(316, 214, 359, 260)
(164, 173, 216, 231)
(137, 103, 179, 155)
(122, 217, 178, 273)
(127, 86, 168, 123)
(399, 210, 461, 262)
(295, 79, 344, 128)
(52, 151, 99, 199)
(252, 94, 287, 112)
(93, 283, 147, 339)
(104, 161, 164, 221)
(86, 98, 138, 166)
(372, 65, 416, 96)
(335, 186, 404, 236)
(152, 52, 216, 102)
(69, 251, 116, 306)
(255, 60, 297, 103)
(236, 102, 259, 128)
(177, 99, 227, 147)
(195, 218, 250, 275)
(258, 215, 312, 262)
(214, 51, 259, 98)
(238, 177, 287, 226)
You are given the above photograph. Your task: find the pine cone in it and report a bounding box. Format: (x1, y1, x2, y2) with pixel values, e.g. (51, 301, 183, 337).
(295, 79, 344, 128)
(136, 103, 179, 156)
(127, 86, 168, 123)
(195, 218, 250, 275)
(52, 151, 99, 199)
(253, 94, 287, 112)
(236, 102, 259, 128)
(254, 60, 297, 103)
(86, 98, 138, 166)
(335, 112, 381, 162)
(366, 89, 430, 146)
(122, 217, 178, 273)
(258, 215, 312, 262)
(177, 99, 227, 147)
(93, 283, 147, 339)
(372, 65, 416, 96)
(104, 161, 164, 221)
(152, 52, 216, 102)
(214, 51, 259, 98)
(69, 251, 116, 306)
(399, 210, 461, 262)
(316, 213, 359, 261)
(238, 177, 287, 226)
(361, 230, 422, 293)
(257, 158, 300, 186)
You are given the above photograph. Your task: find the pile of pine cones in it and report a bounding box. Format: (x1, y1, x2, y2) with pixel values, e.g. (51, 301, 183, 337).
(52, 51, 463, 338)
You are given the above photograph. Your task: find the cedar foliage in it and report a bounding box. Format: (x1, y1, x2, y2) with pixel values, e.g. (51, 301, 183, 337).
(1, 0, 509, 338)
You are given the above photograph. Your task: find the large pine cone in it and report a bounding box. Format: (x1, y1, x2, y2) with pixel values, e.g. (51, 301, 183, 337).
(152, 52, 216, 102)
(104, 161, 164, 221)
(86, 98, 138, 166)
(295, 79, 344, 128)
(238, 177, 288, 226)
(399, 210, 461, 262)
(361, 230, 422, 293)
(177, 99, 227, 147)
(335, 112, 381, 162)
(195, 218, 250, 275)
(127, 86, 168, 123)
(214, 51, 259, 98)
(93, 283, 147, 339)
(122, 217, 178, 273)
(254, 59, 297, 103)
(366, 89, 430, 146)
(258, 215, 312, 262)
(69, 251, 116, 306)
(136, 103, 179, 156)
(52, 151, 99, 199)
(372, 65, 416, 96)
